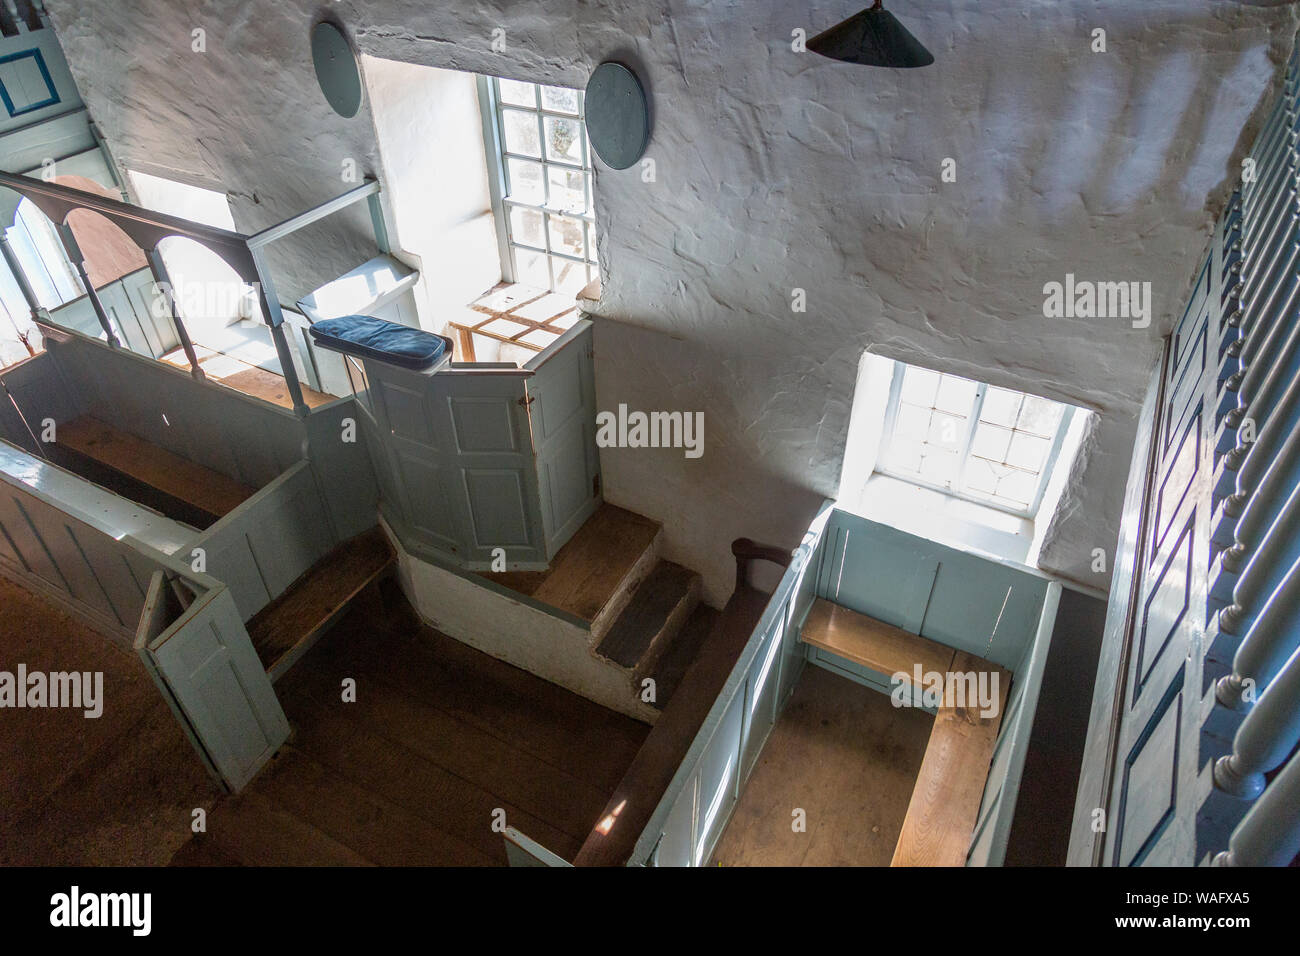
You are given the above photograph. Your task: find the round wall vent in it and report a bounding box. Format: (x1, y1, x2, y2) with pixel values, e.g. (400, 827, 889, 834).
(311, 21, 362, 118)
(584, 62, 649, 170)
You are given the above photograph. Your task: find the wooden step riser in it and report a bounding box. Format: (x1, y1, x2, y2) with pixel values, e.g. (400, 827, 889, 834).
(586, 528, 662, 645)
(631, 576, 702, 687)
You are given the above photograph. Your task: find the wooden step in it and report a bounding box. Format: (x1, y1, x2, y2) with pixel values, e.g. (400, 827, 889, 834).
(54, 415, 255, 525)
(575, 585, 770, 866)
(247, 527, 394, 680)
(891, 650, 1011, 867)
(478, 503, 660, 632)
(801, 598, 956, 682)
(595, 560, 699, 672)
(646, 603, 719, 711)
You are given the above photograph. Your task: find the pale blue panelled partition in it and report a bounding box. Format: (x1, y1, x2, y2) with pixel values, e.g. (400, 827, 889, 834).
(0, 320, 381, 621)
(45, 266, 179, 359)
(1071, 37, 1300, 867)
(341, 321, 601, 570)
(0, 429, 289, 792)
(625, 503, 1060, 867)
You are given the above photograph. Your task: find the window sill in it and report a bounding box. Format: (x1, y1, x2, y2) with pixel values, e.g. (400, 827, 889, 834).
(840, 473, 1034, 567)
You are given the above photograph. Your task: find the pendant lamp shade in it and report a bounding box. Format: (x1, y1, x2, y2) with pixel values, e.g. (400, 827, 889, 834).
(808, 2, 934, 68)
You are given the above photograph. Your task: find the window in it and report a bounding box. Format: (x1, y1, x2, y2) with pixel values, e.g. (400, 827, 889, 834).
(7, 197, 82, 309)
(878, 362, 1074, 516)
(484, 76, 597, 297)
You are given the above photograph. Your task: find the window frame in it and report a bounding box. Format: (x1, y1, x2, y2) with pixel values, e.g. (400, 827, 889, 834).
(876, 361, 1074, 518)
(478, 75, 597, 295)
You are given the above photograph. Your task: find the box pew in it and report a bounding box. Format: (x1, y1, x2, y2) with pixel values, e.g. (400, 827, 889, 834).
(800, 509, 1061, 867)
(0, 323, 380, 628)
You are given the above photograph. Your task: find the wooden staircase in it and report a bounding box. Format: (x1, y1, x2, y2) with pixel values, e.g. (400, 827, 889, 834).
(481, 503, 715, 715)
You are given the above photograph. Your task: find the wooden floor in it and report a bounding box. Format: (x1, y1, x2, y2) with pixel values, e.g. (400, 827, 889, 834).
(172, 594, 650, 866)
(0, 576, 219, 865)
(710, 665, 933, 867)
(162, 343, 336, 409)
(479, 503, 659, 622)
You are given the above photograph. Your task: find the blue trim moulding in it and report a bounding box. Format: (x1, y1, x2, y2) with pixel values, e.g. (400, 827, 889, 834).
(0, 48, 60, 118)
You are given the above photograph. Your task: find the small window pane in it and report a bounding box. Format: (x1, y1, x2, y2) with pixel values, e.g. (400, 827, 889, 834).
(540, 85, 580, 114)
(1017, 395, 1063, 437)
(589, 219, 599, 263)
(964, 458, 999, 495)
(927, 411, 964, 451)
(997, 470, 1037, 506)
(900, 366, 940, 406)
(554, 259, 588, 296)
(510, 207, 546, 249)
(890, 439, 923, 474)
(547, 214, 586, 258)
(1007, 432, 1050, 472)
(498, 78, 536, 107)
(547, 167, 586, 213)
(515, 248, 550, 288)
(918, 448, 959, 487)
(502, 109, 542, 157)
(970, 423, 1011, 462)
(935, 375, 977, 416)
(894, 404, 930, 442)
(506, 159, 545, 204)
(544, 115, 584, 164)
(981, 387, 1022, 427)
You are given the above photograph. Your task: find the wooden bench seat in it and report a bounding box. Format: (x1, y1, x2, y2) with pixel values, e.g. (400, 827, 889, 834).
(799, 598, 1010, 867)
(248, 526, 395, 681)
(801, 598, 956, 683)
(56, 416, 256, 522)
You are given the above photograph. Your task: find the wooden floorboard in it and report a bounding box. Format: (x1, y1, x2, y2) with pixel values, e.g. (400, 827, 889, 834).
(478, 503, 659, 621)
(282, 651, 618, 840)
(305, 620, 648, 791)
(0, 576, 218, 866)
(246, 527, 393, 673)
(57, 415, 255, 519)
(169, 602, 648, 866)
(162, 344, 336, 410)
(710, 665, 933, 867)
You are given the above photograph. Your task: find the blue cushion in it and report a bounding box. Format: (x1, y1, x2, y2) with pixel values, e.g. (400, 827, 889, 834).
(309, 315, 449, 370)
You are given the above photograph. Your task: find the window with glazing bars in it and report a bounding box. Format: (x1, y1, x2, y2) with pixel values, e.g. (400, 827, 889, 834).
(484, 76, 597, 297)
(877, 361, 1074, 516)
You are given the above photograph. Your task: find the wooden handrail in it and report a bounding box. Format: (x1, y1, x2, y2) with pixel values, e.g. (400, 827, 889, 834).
(732, 537, 792, 591)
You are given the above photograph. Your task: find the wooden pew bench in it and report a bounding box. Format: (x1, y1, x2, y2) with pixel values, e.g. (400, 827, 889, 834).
(800, 598, 1010, 867)
(51, 415, 256, 527)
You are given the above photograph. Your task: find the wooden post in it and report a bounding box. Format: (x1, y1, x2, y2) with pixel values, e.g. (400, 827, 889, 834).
(56, 223, 120, 347)
(145, 248, 205, 380)
(1213, 645, 1300, 799)
(248, 247, 309, 417)
(1213, 750, 1300, 867)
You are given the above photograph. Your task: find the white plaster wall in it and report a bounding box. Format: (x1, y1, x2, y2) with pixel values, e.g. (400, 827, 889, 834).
(391, 533, 659, 724)
(44, 0, 1300, 607)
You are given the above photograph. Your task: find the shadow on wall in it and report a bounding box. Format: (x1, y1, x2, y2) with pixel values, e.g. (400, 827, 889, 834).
(591, 315, 829, 606)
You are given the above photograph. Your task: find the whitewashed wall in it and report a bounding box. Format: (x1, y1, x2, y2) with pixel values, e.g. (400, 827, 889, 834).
(43, 0, 1300, 604)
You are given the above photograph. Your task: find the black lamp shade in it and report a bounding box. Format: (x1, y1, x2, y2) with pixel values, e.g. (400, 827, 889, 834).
(808, 6, 935, 68)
